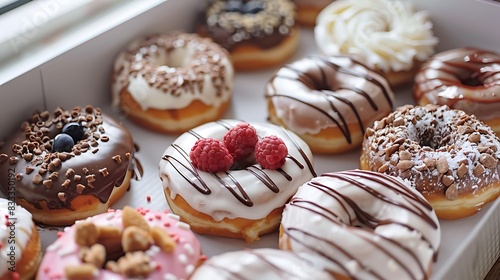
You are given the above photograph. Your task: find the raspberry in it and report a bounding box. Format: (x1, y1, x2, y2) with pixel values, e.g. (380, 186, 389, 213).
(190, 138, 233, 172)
(223, 123, 259, 161)
(255, 135, 288, 169)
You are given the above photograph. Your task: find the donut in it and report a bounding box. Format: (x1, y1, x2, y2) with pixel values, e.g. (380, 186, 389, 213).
(158, 119, 315, 242)
(314, 0, 438, 87)
(190, 248, 332, 279)
(266, 55, 394, 154)
(112, 32, 234, 133)
(413, 47, 500, 134)
(279, 169, 441, 280)
(0, 106, 136, 226)
(360, 104, 500, 219)
(0, 198, 41, 280)
(197, 0, 299, 71)
(37, 206, 204, 279)
(293, 0, 334, 27)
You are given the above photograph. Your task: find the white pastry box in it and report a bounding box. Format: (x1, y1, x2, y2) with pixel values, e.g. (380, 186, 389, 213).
(1, 0, 500, 279)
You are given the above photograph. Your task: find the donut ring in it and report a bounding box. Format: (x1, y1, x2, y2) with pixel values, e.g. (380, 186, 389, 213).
(413, 47, 500, 134)
(197, 0, 299, 71)
(190, 248, 332, 279)
(112, 32, 234, 133)
(293, 0, 334, 27)
(266, 55, 394, 154)
(314, 0, 438, 87)
(279, 170, 441, 280)
(37, 206, 204, 279)
(0, 106, 136, 226)
(158, 119, 315, 242)
(1, 198, 42, 280)
(360, 104, 500, 219)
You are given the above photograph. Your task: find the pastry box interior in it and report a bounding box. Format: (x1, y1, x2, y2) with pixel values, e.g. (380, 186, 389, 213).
(1, 0, 500, 279)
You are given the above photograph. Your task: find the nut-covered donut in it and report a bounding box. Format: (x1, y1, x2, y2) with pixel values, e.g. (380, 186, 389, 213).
(197, 0, 299, 70)
(266, 55, 394, 154)
(413, 47, 500, 134)
(112, 32, 234, 133)
(279, 170, 440, 280)
(360, 104, 500, 219)
(37, 206, 204, 280)
(0, 106, 136, 226)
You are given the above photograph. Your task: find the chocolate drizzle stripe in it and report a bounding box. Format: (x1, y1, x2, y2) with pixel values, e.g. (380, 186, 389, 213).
(279, 126, 316, 177)
(248, 250, 299, 278)
(214, 172, 253, 207)
(245, 166, 280, 192)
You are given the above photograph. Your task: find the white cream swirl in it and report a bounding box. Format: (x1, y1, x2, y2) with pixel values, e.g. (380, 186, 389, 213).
(314, 0, 438, 72)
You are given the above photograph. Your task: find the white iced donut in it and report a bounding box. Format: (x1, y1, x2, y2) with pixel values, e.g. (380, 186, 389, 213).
(190, 248, 332, 279)
(0, 198, 41, 280)
(314, 0, 438, 87)
(279, 169, 441, 280)
(158, 119, 316, 242)
(112, 32, 234, 133)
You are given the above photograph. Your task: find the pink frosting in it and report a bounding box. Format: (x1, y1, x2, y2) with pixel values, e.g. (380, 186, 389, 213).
(37, 208, 203, 280)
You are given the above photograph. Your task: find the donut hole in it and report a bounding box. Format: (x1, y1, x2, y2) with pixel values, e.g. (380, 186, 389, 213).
(406, 116, 454, 150)
(457, 70, 484, 87)
(153, 48, 192, 69)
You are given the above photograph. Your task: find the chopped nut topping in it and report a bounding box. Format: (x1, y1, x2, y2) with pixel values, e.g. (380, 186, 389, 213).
(75, 222, 99, 247)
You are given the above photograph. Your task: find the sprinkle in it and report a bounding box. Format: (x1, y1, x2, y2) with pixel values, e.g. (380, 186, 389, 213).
(185, 264, 195, 275)
(105, 212, 116, 220)
(184, 243, 194, 256)
(147, 196, 151, 202)
(164, 273, 178, 280)
(46, 242, 61, 251)
(167, 213, 180, 221)
(176, 222, 190, 230)
(163, 221, 170, 227)
(112, 155, 122, 163)
(57, 192, 66, 202)
(57, 246, 75, 257)
(57, 232, 64, 238)
(146, 245, 161, 257)
(178, 254, 187, 264)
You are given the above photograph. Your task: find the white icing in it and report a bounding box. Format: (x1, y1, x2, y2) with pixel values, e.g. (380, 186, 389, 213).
(315, 0, 438, 72)
(190, 248, 332, 280)
(0, 198, 35, 276)
(280, 170, 441, 280)
(112, 34, 234, 111)
(158, 120, 315, 221)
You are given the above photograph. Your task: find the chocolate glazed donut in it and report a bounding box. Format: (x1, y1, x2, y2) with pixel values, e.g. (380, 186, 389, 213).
(0, 106, 138, 226)
(266, 55, 394, 154)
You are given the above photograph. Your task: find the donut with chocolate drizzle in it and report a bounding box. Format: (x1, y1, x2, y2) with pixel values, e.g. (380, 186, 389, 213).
(0, 106, 137, 226)
(361, 104, 500, 219)
(158, 119, 315, 242)
(279, 169, 441, 280)
(413, 47, 500, 135)
(266, 55, 394, 154)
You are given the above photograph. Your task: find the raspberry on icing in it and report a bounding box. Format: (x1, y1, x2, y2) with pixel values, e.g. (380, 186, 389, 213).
(223, 122, 259, 161)
(255, 135, 288, 169)
(190, 138, 233, 173)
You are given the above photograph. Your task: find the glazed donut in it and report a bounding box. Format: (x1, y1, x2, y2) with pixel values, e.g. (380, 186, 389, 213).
(266, 55, 394, 154)
(314, 0, 438, 87)
(360, 104, 500, 219)
(197, 0, 299, 71)
(158, 119, 315, 242)
(279, 169, 441, 280)
(0, 198, 41, 280)
(293, 0, 334, 27)
(112, 32, 234, 133)
(190, 248, 332, 279)
(0, 106, 136, 226)
(413, 47, 500, 134)
(37, 206, 204, 279)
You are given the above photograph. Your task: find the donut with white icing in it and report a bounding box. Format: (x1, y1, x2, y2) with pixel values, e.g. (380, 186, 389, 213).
(413, 47, 500, 135)
(190, 248, 332, 279)
(0, 198, 41, 280)
(279, 169, 441, 280)
(361, 104, 500, 219)
(314, 0, 438, 87)
(37, 206, 204, 280)
(158, 119, 315, 242)
(112, 32, 234, 133)
(197, 0, 299, 71)
(266, 55, 394, 154)
(0, 106, 136, 226)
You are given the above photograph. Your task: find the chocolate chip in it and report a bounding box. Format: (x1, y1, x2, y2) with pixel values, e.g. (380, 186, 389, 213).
(43, 179, 52, 189)
(58, 192, 66, 202)
(445, 183, 458, 200)
(66, 168, 75, 177)
(62, 179, 71, 188)
(436, 157, 449, 174)
(26, 166, 34, 174)
(473, 164, 485, 177)
(33, 173, 43, 184)
(479, 154, 497, 169)
(76, 184, 85, 194)
(113, 155, 122, 163)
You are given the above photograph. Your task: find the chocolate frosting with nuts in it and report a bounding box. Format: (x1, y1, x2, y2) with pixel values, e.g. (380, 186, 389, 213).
(361, 104, 500, 200)
(197, 0, 296, 50)
(0, 106, 135, 212)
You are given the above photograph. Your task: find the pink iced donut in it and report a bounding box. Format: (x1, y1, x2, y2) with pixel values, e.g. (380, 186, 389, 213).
(37, 206, 204, 280)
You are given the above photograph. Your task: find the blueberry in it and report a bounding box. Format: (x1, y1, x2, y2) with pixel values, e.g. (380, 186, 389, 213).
(62, 122, 85, 142)
(52, 134, 74, 152)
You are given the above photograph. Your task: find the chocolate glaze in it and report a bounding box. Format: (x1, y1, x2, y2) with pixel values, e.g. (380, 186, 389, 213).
(0, 106, 135, 212)
(198, 0, 296, 51)
(266, 55, 393, 145)
(161, 120, 316, 207)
